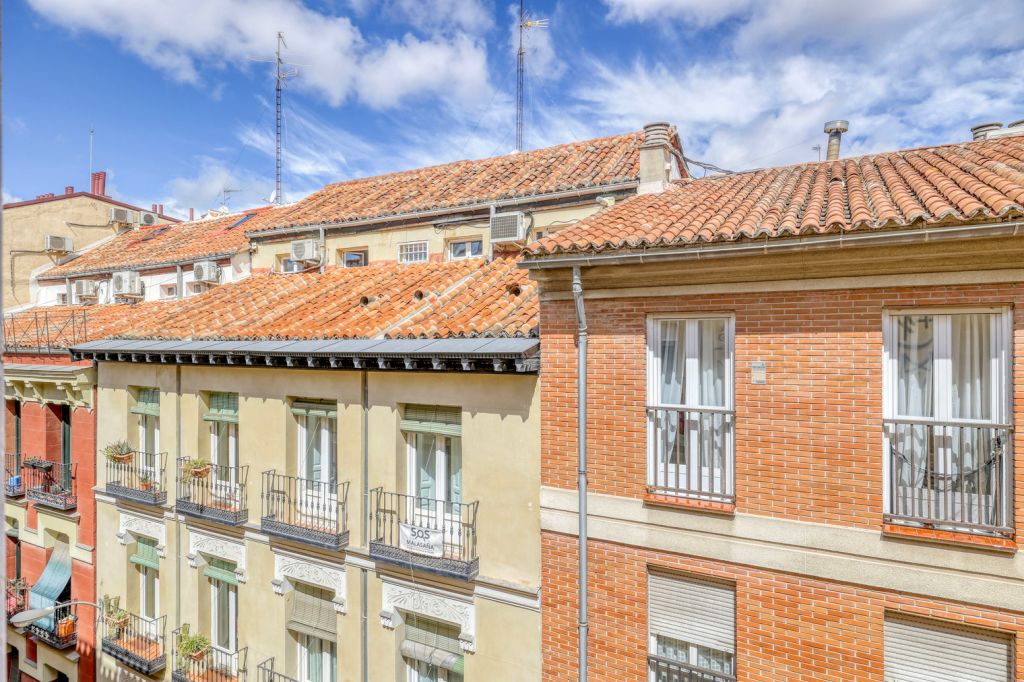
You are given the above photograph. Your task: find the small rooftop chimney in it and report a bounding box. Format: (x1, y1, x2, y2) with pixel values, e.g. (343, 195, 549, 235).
(971, 122, 1003, 140)
(823, 120, 849, 160)
(158, 204, 164, 215)
(37, 193, 54, 200)
(91, 171, 107, 196)
(65, 185, 74, 195)
(152, 203, 158, 212)
(189, 207, 195, 221)
(638, 121, 675, 194)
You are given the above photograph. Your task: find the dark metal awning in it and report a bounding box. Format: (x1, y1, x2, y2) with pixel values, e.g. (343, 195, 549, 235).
(70, 337, 540, 373)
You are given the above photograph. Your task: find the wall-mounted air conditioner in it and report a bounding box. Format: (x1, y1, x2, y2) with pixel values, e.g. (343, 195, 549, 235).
(290, 239, 321, 263)
(193, 260, 221, 284)
(109, 207, 137, 225)
(138, 210, 159, 226)
(44, 235, 73, 253)
(489, 211, 527, 243)
(111, 270, 143, 298)
(73, 280, 98, 303)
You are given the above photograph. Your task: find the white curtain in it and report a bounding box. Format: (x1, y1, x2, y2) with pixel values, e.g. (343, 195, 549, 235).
(895, 316, 934, 490)
(952, 314, 994, 500)
(698, 319, 726, 476)
(655, 321, 685, 481)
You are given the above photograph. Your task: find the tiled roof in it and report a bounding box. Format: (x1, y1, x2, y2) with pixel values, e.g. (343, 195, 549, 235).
(41, 206, 282, 279)
(3, 303, 143, 350)
(527, 135, 1024, 257)
(248, 131, 667, 233)
(73, 256, 536, 341)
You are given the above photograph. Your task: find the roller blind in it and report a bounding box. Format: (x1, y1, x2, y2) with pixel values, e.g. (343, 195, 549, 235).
(401, 615, 464, 673)
(204, 393, 238, 423)
(648, 572, 735, 654)
(291, 400, 338, 419)
(203, 558, 238, 585)
(130, 537, 160, 570)
(131, 388, 160, 416)
(287, 583, 336, 641)
(885, 617, 1010, 682)
(400, 404, 461, 437)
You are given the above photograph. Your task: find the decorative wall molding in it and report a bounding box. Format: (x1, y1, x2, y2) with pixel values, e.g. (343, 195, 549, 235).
(380, 580, 476, 652)
(117, 511, 167, 558)
(271, 551, 346, 613)
(187, 529, 247, 583)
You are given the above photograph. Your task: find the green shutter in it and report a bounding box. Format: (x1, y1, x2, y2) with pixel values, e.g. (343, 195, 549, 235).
(203, 558, 238, 585)
(400, 404, 461, 437)
(287, 583, 337, 641)
(401, 615, 464, 673)
(131, 388, 161, 417)
(203, 393, 239, 424)
(290, 400, 338, 419)
(129, 537, 160, 570)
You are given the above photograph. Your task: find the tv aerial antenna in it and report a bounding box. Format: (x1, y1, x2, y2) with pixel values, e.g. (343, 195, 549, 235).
(516, 1, 548, 151)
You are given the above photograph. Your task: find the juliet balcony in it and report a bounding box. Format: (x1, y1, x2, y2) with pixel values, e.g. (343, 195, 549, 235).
(176, 458, 249, 526)
(368, 488, 479, 581)
(260, 471, 350, 551)
(24, 459, 76, 510)
(27, 601, 78, 650)
(647, 655, 736, 682)
(106, 449, 168, 506)
(101, 610, 167, 675)
(256, 658, 297, 682)
(5, 453, 24, 498)
(172, 626, 248, 682)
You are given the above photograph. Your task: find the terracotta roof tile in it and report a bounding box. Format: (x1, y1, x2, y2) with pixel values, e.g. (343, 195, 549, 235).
(526, 135, 1024, 256)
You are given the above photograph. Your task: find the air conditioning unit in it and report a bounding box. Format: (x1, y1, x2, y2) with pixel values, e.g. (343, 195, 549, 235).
(489, 211, 527, 243)
(44, 235, 73, 253)
(290, 239, 321, 263)
(193, 260, 221, 284)
(138, 210, 159, 226)
(73, 280, 98, 303)
(111, 270, 143, 298)
(109, 207, 137, 225)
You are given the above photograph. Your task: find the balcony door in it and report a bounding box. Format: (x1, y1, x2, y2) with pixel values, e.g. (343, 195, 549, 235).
(210, 576, 238, 655)
(295, 402, 337, 522)
(211, 421, 239, 506)
(134, 388, 161, 479)
(407, 432, 463, 552)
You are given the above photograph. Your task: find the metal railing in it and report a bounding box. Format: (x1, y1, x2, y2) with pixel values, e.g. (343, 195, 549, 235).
(101, 611, 166, 675)
(648, 655, 736, 682)
(369, 488, 479, 580)
(172, 626, 248, 682)
(886, 419, 1013, 535)
(648, 407, 735, 503)
(5, 452, 24, 497)
(256, 657, 298, 682)
(2, 310, 88, 352)
(176, 458, 249, 526)
(27, 601, 78, 649)
(5, 579, 28, 620)
(24, 459, 76, 510)
(261, 471, 350, 550)
(106, 451, 168, 506)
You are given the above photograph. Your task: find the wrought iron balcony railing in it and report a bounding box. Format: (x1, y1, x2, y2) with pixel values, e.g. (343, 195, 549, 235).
(101, 611, 167, 675)
(172, 626, 248, 682)
(106, 451, 168, 506)
(648, 655, 736, 682)
(24, 459, 76, 510)
(260, 471, 350, 550)
(648, 406, 735, 504)
(5, 579, 28, 620)
(27, 601, 78, 650)
(176, 458, 249, 526)
(886, 418, 1013, 536)
(256, 657, 298, 682)
(3, 309, 88, 353)
(369, 488, 479, 580)
(5, 453, 24, 497)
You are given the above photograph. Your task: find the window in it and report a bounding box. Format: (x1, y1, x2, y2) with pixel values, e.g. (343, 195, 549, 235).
(398, 241, 428, 264)
(402, 615, 464, 682)
(648, 572, 735, 680)
(205, 393, 240, 506)
(160, 283, 177, 299)
(294, 400, 338, 519)
(208, 563, 238, 653)
(281, 258, 303, 273)
(647, 317, 734, 502)
(56, 293, 68, 305)
(132, 388, 160, 475)
(299, 633, 336, 682)
(408, 432, 461, 505)
(131, 537, 160, 620)
(288, 582, 337, 682)
(341, 250, 368, 268)
(60, 405, 72, 489)
(884, 311, 1011, 531)
(447, 239, 483, 261)
(884, 616, 1010, 682)
(402, 405, 464, 553)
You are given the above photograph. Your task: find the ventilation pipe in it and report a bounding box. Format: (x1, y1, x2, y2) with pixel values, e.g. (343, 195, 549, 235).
(823, 120, 849, 160)
(971, 122, 1004, 140)
(571, 265, 589, 682)
(189, 208, 195, 221)
(638, 122, 674, 194)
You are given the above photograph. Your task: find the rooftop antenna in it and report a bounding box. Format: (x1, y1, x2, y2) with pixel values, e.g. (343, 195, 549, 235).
(218, 187, 240, 212)
(89, 127, 95, 177)
(812, 144, 822, 162)
(252, 33, 298, 205)
(516, 1, 547, 151)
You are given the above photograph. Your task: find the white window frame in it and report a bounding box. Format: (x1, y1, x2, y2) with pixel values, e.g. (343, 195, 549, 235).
(406, 660, 461, 682)
(447, 239, 483, 261)
(406, 432, 463, 552)
(138, 411, 160, 478)
(298, 414, 338, 519)
(160, 283, 177, 299)
(211, 421, 240, 504)
(406, 433, 461, 505)
(340, 250, 368, 268)
(210, 578, 238, 654)
(398, 241, 429, 265)
(139, 563, 159, 621)
(298, 633, 336, 682)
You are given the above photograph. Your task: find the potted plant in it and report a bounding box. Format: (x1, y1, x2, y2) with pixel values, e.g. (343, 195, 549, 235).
(23, 457, 53, 470)
(184, 458, 212, 480)
(103, 440, 134, 464)
(139, 473, 154, 491)
(108, 608, 130, 629)
(56, 613, 77, 640)
(178, 631, 211, 661)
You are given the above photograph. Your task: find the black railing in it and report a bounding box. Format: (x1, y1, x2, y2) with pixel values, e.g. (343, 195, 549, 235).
(369, 488, 479, 580)
(2, 310, 88, 352)
(5, 452, 24, 497)
(101, 611, 167, 675)
(648, 655, 736, 682)
(261, 471, 349, 550)
(106, 451, 168, 506)
(176, 458, 249, 526)
(172, 626, 248, 682)
(5, 579, 28, 620)
(256, 657, 298, 682)
(886, 419, 1013, 535)
(27, 601, 78, 649)
(24, 459, 76, 510)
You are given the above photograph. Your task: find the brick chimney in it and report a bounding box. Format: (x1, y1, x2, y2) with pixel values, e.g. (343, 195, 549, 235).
(91, 171, 107, 196)
(65, 185, 74, 195)
(189, 207, 195, 221)
(158, 204, 164, 215)
(638, 122, 675, 194)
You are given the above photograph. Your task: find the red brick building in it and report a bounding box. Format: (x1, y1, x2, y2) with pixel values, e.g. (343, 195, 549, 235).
(523, 133, 1024, 680)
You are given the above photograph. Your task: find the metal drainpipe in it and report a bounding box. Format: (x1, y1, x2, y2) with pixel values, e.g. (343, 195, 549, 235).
(176, 265, 184, 299)
(360, 369, 369, 682)
(175, 364, 182, 630)
(319, 227, 327, 274)
(571, 266, 589, 681)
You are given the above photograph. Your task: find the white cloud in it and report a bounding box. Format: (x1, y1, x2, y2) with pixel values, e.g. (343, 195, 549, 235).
(159, 158, 271, 218)
(3, 191, 24, 204)
(383, 0, 493, 33)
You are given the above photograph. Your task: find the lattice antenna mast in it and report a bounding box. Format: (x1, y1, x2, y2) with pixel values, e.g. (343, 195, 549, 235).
(253, 33, 298, 205)
(516, 1, 547, 151)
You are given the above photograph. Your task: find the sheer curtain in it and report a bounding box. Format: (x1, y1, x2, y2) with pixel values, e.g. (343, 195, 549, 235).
(952, 314, 993, 502)
(895, 315, 934, 490)
(655, 321, 685, 486)
(698, 319, 726, 481)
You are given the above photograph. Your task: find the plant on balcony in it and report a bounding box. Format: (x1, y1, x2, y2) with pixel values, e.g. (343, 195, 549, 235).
(178, 631, 211, 661)
(103, 440, 134, 464)
(22, 457, 53, 470)
(139, 473, 154, 490)
(184, 458, 212, 480)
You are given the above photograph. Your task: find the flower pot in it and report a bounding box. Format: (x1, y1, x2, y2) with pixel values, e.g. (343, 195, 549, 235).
(56, 617, 75, 639)
(110, 452, 133, 464)
(189, 466, 212, 480)
(140, 481, 153, 491)
(188, 648, 209, 662)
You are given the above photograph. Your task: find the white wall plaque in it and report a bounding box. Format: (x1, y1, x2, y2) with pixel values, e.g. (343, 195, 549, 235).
(751, 361, 767, 385)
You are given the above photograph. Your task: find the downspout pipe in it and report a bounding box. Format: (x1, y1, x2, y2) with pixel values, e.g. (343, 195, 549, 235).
(572, 265, 588, 681)
(360, 369, 369, 682)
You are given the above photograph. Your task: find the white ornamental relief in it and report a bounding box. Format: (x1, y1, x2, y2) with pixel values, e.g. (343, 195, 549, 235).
(380, 581, 476, 652)
(116, 511, 167, 557)
(272, 553, 346, 613)
(187, 530, 247, 583)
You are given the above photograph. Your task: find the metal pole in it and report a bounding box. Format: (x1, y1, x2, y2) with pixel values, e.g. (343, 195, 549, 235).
(361, 369, 369, 682)
(275, 32, 284, 205)
(516, 0, 525, 151)
(572, 265, 588, 681)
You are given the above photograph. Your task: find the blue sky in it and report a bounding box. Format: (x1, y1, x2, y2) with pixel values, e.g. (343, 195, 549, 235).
(5, 0, 1024, 218)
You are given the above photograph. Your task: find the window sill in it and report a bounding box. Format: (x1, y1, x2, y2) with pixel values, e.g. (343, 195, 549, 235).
(881, 523, 1016, 553)
(643, 492, 735, 515)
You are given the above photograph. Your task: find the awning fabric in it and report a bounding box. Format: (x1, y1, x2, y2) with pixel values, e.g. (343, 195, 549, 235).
(203, 558, 238, 585)
(203, 392, 238, 423)
(291, 400, 338, 419)
(400, 404, 461, 437)
(130, 537, 160, 570)
(401, 615, 464, 673)
(131, 388, 160, 416)
(28, 541, 71, 631)
(287, 583, 336, 641)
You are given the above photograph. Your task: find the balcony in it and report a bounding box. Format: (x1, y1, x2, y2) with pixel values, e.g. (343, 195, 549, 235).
(648, 655, 736, 682)
(176, 458, 249, 526)
(24, 459, 76, 510)
(260, 471, 349, 550)
(648, 407, 735, 504)
(886, 419, 1013, 536)
(5, 453, 24, 497)
(256, 658, 297, 682)
(6, 579, 28, 621)
(369, 488, 479, 580)
(106, 450, 168, 506)
(172, 626, 248, 682)
(27, 601, 78, 649)
(101, 611, 167, 675)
